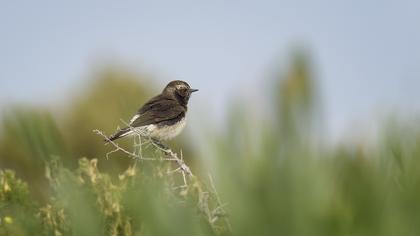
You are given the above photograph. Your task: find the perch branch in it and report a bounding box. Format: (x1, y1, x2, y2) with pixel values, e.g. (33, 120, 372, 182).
(93, 127, 231, 232)
(93, 129, 175, 161)
(93, 129, 193, 179)
(209, 174, 232, 231)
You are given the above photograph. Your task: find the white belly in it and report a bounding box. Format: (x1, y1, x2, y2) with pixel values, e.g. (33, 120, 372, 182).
(133, 118, 186, 141)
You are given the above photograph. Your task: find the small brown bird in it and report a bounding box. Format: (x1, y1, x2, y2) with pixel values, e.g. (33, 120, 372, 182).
(107, 80, 198, 142)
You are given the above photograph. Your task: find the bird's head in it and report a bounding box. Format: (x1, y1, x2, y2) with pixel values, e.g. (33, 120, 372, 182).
(163, 80, 198, 105)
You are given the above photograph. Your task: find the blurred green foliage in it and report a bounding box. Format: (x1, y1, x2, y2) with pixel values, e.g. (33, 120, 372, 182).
(62, 67, 153, 173)
(1, 53, 420, 235)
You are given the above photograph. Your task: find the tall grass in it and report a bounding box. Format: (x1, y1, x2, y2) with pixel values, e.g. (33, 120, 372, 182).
(1, 56, 420, 235)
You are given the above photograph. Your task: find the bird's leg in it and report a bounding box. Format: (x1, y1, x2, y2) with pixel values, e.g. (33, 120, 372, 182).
(151, 138, 170, 152)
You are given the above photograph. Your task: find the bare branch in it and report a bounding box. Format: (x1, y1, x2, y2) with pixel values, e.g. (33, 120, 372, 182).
(93, 129, 173, 161)
(150, 140, 193, 177)
(209, 174, 232, 231)
(93, 127, 230, 233)
(93, 128, 193, 178)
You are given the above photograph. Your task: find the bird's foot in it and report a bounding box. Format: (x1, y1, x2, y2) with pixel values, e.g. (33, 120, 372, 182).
(151, 138, 170, 152)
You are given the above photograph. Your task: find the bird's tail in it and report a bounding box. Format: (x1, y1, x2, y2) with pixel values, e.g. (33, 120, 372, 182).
(105, 127, 132, 142)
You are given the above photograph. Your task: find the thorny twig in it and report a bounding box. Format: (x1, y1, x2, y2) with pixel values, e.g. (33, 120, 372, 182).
(93, 126, 230, 233)
(117, 120, 193, 177)
(93, 128, 193, 181)
(150, 139, 193, 177)
(209, 174, 232, 231)
(93, 129, 175, 161)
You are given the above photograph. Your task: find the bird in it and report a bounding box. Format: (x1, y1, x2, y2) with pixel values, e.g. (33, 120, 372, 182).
(106, 80, 198, 144)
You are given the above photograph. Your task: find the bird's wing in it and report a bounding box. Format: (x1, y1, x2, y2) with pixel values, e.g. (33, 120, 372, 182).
(136, 94, 165, 115)
(129, 96, 185, 127)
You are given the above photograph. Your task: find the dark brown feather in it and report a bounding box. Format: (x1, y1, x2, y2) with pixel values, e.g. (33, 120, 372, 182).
(130, 96, 186, 128)
(106, 80, 195, 142)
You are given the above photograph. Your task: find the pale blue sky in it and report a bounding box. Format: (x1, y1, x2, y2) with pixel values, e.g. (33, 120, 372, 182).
(1, 1, 420, 141)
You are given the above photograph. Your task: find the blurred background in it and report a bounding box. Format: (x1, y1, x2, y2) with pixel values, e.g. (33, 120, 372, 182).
(1, 1, 420, 235)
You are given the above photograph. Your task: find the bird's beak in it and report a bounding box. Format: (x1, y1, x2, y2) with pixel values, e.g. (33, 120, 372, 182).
(189, 88, 199, 93)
